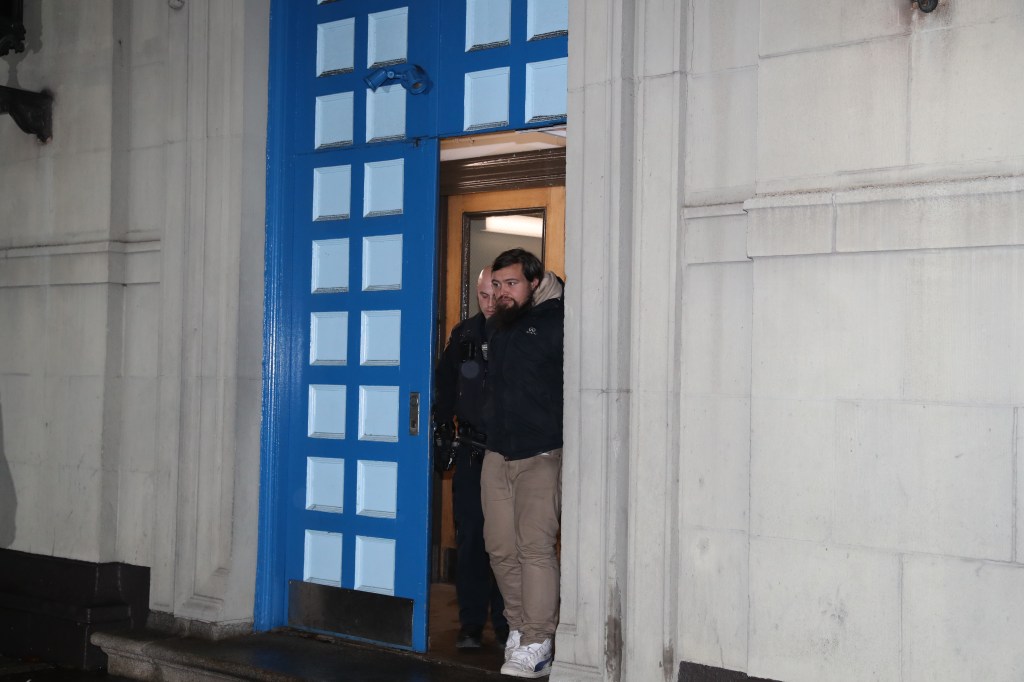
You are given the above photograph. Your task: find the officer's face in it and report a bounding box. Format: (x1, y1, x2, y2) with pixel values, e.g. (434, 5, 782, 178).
(492, 263, 539, 311)
(477, 279, 496, 319)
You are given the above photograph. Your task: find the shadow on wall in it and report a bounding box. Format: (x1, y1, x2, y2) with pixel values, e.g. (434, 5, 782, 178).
(0, 395, 16, 547)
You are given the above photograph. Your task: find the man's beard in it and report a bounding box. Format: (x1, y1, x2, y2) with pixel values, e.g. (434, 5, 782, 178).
(493, 296, 532, 330)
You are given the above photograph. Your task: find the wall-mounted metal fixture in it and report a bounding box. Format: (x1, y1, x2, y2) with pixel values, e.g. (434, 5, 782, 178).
(0, 0, 25, 55)
(0, 86, 52, 142)
(0, 1, 53, 142)
(915, 0, 938, 12)
(364, 64, 433, 95)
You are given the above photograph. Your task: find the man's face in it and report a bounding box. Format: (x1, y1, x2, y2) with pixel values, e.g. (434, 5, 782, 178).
(492, 263, 538, 312)
(476, 269, 496, 319)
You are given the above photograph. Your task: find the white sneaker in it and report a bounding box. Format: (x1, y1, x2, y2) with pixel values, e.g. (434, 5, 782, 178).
(501, 638, 552, 678)
(504, 629, 522, 662)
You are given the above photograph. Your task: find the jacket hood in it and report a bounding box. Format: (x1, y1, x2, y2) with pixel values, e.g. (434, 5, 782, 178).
(532, 271, 564, 307)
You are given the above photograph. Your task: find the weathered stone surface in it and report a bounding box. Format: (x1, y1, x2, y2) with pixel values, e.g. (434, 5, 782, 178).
(678, 529, 749, 673)
(903, 555, 1024, 682)
(686, 68, 757, 203)
(749, 539, 901, 682)
(834, 401, 1014, 560)
(910, 19, 1024, 167)
(757, 37, 908, 188)
(750, 398, 834, 542)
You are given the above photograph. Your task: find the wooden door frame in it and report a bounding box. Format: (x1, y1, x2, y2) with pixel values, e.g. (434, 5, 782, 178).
(429, 146, 566, 584)
(433, 185, 565, 581)
(443, 187, 566, 342)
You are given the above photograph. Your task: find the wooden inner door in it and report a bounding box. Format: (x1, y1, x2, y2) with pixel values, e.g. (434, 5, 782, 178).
(436, 185, 566, 574)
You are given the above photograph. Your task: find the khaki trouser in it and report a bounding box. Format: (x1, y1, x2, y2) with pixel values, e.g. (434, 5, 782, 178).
(481, 448, 562, 645)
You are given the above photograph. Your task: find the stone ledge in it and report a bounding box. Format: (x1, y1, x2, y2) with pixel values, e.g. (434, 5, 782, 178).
(0, 239, 161, 287)
(743, 175, 1024, 257)
(92, 630, 506, 682)
(148, 611, 254, 642)
(92, 630, 292, 682)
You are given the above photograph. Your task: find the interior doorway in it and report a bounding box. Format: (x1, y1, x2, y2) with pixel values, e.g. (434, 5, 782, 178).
(426, 131, 566, 670)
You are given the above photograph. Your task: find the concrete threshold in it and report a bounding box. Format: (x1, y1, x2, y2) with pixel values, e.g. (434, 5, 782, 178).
(92, 629, 504, 682)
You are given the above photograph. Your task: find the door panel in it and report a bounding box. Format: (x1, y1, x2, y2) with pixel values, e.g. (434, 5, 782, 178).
(263, 0, 441, 653)
(437, 0, 568, 136)
(260, 0, 568, 654)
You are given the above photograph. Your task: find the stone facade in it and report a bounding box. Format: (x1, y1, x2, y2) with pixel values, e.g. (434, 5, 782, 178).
(557, 1, 1024, 681)
(0, 0, 268, 634)
(2, 1, 1023, 681)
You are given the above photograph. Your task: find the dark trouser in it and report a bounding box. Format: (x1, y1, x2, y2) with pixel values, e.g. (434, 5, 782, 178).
(452, 446, 507, 631)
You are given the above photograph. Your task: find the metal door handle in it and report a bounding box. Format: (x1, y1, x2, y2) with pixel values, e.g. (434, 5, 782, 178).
(409, 392, 420, 435)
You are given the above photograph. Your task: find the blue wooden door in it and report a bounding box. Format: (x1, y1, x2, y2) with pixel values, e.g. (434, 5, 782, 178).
(258, 0, 567, 654)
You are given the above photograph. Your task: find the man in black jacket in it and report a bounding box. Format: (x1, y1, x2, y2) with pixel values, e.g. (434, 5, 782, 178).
(481, 248, 564, 679)
(433, 267, 508, 650)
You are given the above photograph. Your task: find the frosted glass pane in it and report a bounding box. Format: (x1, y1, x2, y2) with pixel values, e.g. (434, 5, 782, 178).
(308, 384, 346, 439)
(358, 385, 399, 442)
(310, 311, 348, 366)
(367, 8, 408, 67)
(526, 0, 568, 40)
(317, 18, 355, 76)
(357, 460, 398, 518)
(464, 67, 510, 131)
(363, 159, 404, 217)
(360, 310, 401, 366)
(362, 234, 403, 291)
(466, 0, 511, 51)
(354, 535, 396, 595)
(366, 85, 406, 142)
(306, 457, 344, 513)
(311, 238, 349, 294)
(313, 165, 351, 221)
(525, 58, 568, 123)
(304, 530, 343, 586)
(315, 92, 354, 149)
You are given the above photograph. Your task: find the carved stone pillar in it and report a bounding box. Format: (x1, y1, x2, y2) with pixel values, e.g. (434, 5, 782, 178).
(149, 0, 268, 635)
(555, 1, 688, 680)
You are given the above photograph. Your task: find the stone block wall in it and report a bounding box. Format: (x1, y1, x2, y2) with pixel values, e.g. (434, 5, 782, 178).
(672, 2, 1024, 681)
(0, 0, 267, 632)
(0, 1, 157, 566)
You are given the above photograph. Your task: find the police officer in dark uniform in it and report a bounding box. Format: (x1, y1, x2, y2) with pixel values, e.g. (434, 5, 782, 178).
(433, 267, 508, 649)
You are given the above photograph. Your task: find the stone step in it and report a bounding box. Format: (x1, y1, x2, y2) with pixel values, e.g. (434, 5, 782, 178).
(92, 629, 503, 682)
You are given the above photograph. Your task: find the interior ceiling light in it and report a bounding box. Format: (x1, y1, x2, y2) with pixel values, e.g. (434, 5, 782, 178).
(483, 215, 543, 238)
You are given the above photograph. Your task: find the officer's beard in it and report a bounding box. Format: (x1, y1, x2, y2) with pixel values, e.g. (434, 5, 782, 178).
(493, 296, 533, 330)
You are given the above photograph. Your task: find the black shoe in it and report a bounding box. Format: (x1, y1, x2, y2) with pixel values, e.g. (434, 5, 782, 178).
(494, 624, 510, 647)
(456, 626, 483, 649)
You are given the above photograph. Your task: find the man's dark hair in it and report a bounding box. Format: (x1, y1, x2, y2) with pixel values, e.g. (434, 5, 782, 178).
(492, 248, 543, 283)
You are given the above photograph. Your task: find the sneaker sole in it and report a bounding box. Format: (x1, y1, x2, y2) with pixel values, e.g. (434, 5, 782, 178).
(499, 661, 551, 678)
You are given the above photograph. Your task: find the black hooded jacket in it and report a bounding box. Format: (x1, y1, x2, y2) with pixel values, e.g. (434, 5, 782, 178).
(483, 273, 564, 460)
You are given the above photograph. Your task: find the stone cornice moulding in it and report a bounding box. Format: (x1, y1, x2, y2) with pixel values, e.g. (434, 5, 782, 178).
(754, 156, 1024, 198)
(745, 175, 1024, 211)
(0, 239, 161, 287)
(744, 175, 1024, 258)
(683, 202, 748, 220)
